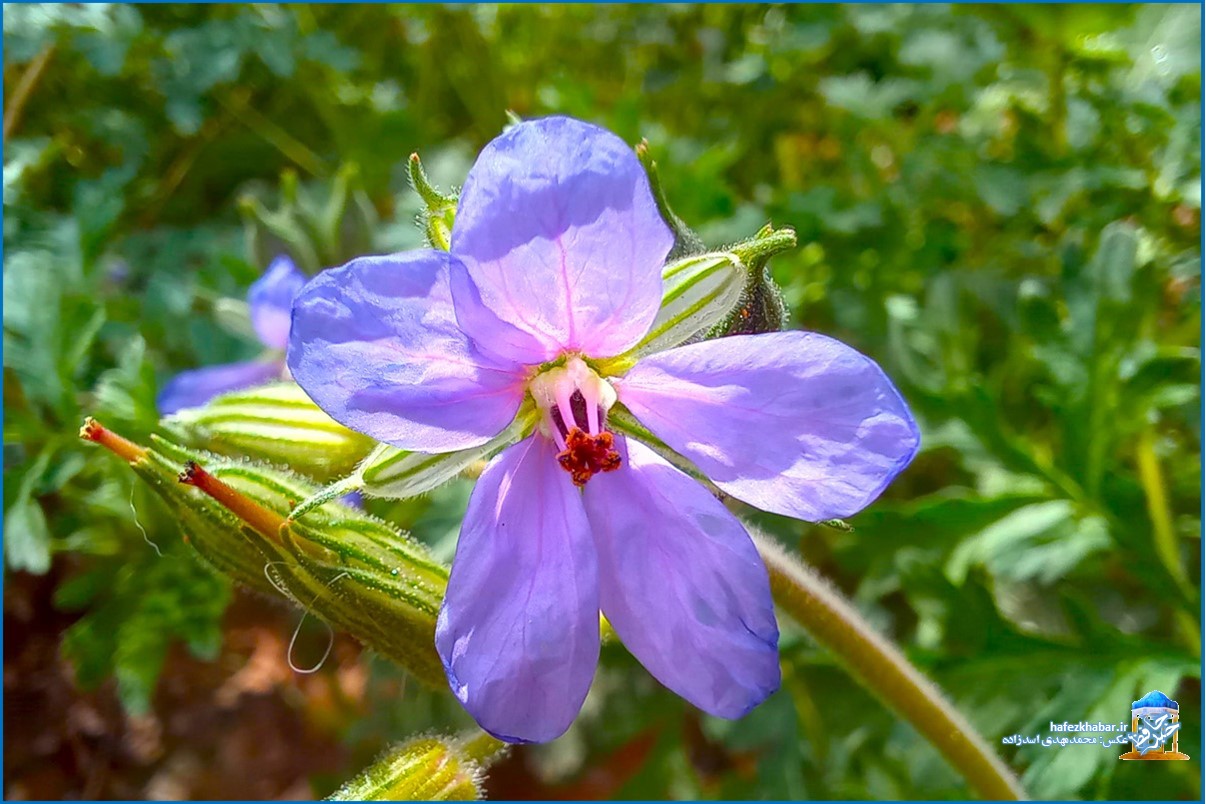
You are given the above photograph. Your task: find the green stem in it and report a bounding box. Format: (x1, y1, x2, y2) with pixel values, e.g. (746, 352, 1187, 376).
(459, 731, 508, 769)
(1134, 429, 1200, 657)
(752, 530, 1027, 801)
(730, 226, 797, 266)
(636, 139, 707, 257)
(287, 474, 363, 522)
(1047, 45, 1068, 157)
(1135, 429, 1189, 594)
(217, 89, 326, 176)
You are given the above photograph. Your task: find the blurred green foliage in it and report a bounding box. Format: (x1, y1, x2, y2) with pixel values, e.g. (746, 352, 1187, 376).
(3, 4, 1200, 800)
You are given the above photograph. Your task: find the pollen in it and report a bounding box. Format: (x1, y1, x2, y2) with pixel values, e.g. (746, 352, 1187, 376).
(557, 428, 622, 487)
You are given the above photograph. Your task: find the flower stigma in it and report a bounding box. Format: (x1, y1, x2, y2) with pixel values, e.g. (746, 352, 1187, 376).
(529, 357, 621, 486)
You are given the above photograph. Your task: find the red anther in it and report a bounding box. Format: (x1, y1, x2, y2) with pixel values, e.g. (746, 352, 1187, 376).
(556, 428, 622, 487)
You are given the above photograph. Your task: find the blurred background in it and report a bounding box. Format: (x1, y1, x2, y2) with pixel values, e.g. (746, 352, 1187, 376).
(3, 3, 1201, 800)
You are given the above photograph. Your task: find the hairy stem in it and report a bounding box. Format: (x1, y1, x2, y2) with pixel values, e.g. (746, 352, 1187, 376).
(217, 87, 326, 176)
(287, 474, 363, 523)
(730, 225, 797, 266)
(458, 731, 508, 769)
(752, 530, 1027, 801)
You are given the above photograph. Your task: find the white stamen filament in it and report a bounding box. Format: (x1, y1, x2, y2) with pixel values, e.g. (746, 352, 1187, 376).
(528, 357, 617, 444)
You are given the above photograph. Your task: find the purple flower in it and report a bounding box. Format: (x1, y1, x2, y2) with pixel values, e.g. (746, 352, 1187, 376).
(158, 256, 306, 414)
(287, 117, 920, 743)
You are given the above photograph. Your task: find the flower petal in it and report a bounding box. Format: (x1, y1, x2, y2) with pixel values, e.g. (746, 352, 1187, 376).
(248, 255, 307, 350)
(158, 360, 282, 414)
(436, 435, 599, 743)
(446, 261, 558, 366)
(583, 437, 779, 718)
(616, 332, 921, 522)
(450, 116, 674, 362)
(287, 250, 526, 452)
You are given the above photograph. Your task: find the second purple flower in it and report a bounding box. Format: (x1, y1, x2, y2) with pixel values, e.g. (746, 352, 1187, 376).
(158, 255, 306, 414)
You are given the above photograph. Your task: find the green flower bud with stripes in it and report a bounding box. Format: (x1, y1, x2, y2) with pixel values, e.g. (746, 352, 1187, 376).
(80, 418, 449, 688)
(286, 412, 534, 516)
(328, 732, 505, 801)
(709, 223, 796, 337)
(626, 250, 749, 357)
(163, 382, 374, 480)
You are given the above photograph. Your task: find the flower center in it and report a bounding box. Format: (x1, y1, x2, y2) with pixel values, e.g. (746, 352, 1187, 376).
(529, 357, 622, 487)
(558, 427, 622, 487)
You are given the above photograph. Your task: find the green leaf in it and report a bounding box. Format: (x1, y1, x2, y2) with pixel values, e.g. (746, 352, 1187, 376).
(1093, 221, 1139, 307)
(93, 336, 158, 428)
(946, 501, 1111, 585)
(60, 549, 232, 715)
(819, 73, 921, 118)
(3, 498, 52, 574)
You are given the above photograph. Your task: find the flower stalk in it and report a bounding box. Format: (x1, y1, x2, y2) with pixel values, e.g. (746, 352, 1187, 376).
(1134, 429, 1200, 656)
(1135, 428, 1190, 597)
(752, 529, 1026, 801)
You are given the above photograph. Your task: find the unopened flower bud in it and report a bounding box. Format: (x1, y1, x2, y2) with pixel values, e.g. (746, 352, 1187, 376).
(289, 413, 535, 511)
(81, 418, 449, 688)
(409, 153, 457, 251)
(711, 224, 796, 337)
(328, 732, 504, 801)
(81, 418, 278, 595)
(163, 382, 373, 480)
(631, 251, 747, 356)
(636, 139, 707, 261)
